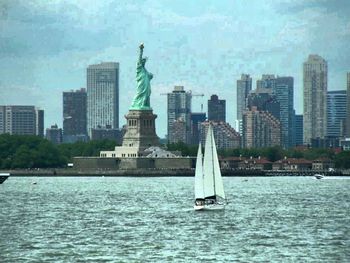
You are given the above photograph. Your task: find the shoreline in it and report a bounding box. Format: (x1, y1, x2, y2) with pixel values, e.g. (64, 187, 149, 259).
(0, 168, 347, 177)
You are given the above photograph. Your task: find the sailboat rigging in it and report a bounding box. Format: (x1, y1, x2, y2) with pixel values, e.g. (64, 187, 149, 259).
(194, 124, 226, 211)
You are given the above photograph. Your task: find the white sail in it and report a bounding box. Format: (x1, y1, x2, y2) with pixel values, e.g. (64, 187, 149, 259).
(203, 124, 225, 200)
(203, 125, 215, 198)
(194, 143, 204, 199)
(211, 129, 225, 199)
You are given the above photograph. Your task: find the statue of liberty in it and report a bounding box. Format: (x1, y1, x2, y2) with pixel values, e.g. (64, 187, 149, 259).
(130, 43, 153, 110)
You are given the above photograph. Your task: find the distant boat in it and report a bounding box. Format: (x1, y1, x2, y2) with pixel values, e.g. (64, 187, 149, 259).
(0, 173, 10, 184)
(314, 174, 324, 180)
(194, 124, 226, 211)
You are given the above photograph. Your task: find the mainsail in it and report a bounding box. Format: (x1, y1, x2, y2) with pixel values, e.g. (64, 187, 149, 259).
(203, 125, 225, 199)
(211, 129, 225, 199)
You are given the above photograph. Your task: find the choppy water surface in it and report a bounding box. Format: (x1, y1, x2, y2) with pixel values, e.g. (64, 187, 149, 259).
(1, 177, 349, 262)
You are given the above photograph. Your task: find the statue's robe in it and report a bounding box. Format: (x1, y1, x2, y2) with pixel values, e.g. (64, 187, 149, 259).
(131, 60, 153, 110)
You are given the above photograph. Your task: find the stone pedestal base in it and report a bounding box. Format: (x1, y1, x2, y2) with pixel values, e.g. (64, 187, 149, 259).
(122, 110, 159, 150)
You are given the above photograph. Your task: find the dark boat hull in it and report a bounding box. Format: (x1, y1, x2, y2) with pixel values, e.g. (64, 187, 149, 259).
(0, 175, 9, 184)
(314, 174, 324, 180)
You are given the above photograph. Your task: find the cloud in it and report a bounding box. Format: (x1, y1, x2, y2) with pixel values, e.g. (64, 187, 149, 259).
(0, 0, 349, 135)
(277, 0, 350, 17)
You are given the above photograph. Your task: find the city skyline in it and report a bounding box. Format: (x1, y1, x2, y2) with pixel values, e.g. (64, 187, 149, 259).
(1, 1, 350, 137)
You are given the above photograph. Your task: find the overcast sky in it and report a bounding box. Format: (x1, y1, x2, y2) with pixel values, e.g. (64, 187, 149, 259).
(1, 0, 349, 137)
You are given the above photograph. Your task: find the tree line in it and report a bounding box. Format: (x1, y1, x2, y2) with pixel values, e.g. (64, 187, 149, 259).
(0, 134, 349, 169)
(0, 134, 117, 169)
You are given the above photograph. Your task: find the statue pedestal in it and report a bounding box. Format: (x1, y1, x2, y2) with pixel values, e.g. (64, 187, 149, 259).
(122, 110, 160, 150)
(100, 110, 160, 158)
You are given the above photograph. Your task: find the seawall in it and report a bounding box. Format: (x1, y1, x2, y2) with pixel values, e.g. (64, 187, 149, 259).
(1, 168, 345, 177)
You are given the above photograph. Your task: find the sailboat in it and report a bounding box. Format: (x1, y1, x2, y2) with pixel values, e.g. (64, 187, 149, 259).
(194, 124, 226, 211)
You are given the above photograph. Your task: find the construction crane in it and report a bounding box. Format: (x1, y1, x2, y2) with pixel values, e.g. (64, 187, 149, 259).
(188, 90, 205, 97)
(160, 90, 204, 97)
(160, 90, 205, 112)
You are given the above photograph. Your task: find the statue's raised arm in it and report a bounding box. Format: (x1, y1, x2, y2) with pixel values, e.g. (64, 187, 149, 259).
(130, 43, 153, 110)
(139, 43, 144, 63)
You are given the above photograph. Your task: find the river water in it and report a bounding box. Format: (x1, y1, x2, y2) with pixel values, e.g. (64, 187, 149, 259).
(1, 177, 349, 262)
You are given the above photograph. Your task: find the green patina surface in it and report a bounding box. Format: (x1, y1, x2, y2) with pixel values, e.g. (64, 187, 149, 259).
(130, 43, 153, 110)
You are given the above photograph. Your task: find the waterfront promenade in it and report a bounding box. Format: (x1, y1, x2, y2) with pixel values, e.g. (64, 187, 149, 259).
(1, 168, 346, 177)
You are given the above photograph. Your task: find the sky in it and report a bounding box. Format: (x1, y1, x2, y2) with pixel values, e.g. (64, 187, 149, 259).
(1, 0, 349, 137)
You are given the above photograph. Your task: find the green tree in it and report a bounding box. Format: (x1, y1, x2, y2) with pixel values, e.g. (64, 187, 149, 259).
(286, 149, 304, 159)
(334, 151, 350, 169)
(261, 146, 284, 162)
(11, 145, 34, 168)
(166, 142, 197, 156)
(34, 140, 66, 167)
(303, 148, 334, 160)
(218, 148, 241, 158)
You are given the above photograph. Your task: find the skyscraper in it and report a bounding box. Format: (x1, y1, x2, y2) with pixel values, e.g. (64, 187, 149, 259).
(346, 72, 350, 137)
(167, 86, 192, 143)
(208, 94, 226, 122)
(91, 125, 123, 143)
(35, 109, 44, 137)
(236, 74, 252, 134)
(242, 106, 281, 148)
(274, 76, 294, 148)
(247, 88, 280, 120)
(46, 124, 63, 144)
(87, 62, 119, 137)
(200, 121, 240, 149)
(171, 118, 187, 144)
(295, 114, 303, 146)
(256, 74, 276, 90)
(303, 55, 327, 144)
(63, 88, 87, 140)
(327, 90, 347, 138)
(190, 112, 206, 144)
(0, 105, 44, 136)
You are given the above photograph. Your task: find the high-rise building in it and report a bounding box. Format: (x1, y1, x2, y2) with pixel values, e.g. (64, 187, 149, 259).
(190, 112, 206, 145)
(243, 106, 281, 148)
(46, 124, 63, 144)
(236, 74, 252, 134)
(274, 76, 294, 148)
(327, 90, 347, 138)
(171, 118, 187, 144)
(35, 109, 44, 137)
(167, 86, 192, 143)
(256, 74, 276, 90)
(303, 54, 327, 144)
(63, 88, 87, 141)
(87, 62, 119, 137)
(91, 125, 123, 144)
(346, 73, 350, 137)
(247, 88, 280, 120)
(295, 114, 303, 146)
(208, 95, 226, 122)
(200, 121, 240, 149)
(311, 137, 340, 148)
(0, 105, 44, 136)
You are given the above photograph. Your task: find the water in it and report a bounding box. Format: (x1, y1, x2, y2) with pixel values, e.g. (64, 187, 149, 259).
(1, 177, 349, 262)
